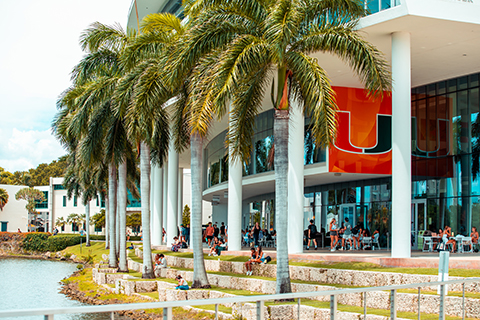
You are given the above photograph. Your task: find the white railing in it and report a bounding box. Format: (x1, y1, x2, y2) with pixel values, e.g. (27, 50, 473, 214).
(0, 278, 478, 320)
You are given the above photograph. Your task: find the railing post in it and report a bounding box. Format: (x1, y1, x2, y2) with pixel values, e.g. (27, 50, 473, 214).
(390, 289, 396, 319)
(110, 312, 114, 320)
(330, 294, 337, 320)
(462, 283, 466, 320)
(439, 284, 446, 320)
(297, 298, 301, 320)
(44, 315, 54, 320)
(417, 287, 421, 320)
(163, 307, 172, 320)
(363, 291, 367, 318)
(256, 300, 264, 320)
(215, 304, 219, 320)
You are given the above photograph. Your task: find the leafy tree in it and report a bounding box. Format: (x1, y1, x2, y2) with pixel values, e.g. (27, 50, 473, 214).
(0, 188, 8, 211)
(91, 210, 106, 229)
(179, 0, 391, 294)
(15, 187, 46, 215)
(126, 212, 142, 235)
(182, 205, 191, 226)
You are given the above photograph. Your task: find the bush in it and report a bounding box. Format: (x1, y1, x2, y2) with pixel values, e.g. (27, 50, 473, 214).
(22, 233, 50, 251)
(0, 232, 26, 242)
(22, 233, 85, 252)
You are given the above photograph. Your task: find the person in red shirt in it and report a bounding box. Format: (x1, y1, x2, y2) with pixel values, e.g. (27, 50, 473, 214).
(204, 222, 215, 247)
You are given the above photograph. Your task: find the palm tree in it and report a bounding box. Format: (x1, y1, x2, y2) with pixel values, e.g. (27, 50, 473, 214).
(0, 188, 8, 211)
(67, 213, 81, 233)
(178, 0, 391, 294)
(126, 13, 211, 284)
(55, 217, 67, 231)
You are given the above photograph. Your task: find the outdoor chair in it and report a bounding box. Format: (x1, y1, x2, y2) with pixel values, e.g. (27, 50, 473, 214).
(461, 237, 473, 253)
(422, 237, 434, 252)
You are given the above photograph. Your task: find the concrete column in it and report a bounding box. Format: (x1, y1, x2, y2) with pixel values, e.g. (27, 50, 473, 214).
(150, 163, 156, 241)
(178, 168, 184, 226)
(391, 31, 412, 258)
(162, 162, 168, 244)
(228, 105, 243, 251)
(151, 164, 163, 246)
(167, 140, 179, 247)
(288, 102, 305, 254)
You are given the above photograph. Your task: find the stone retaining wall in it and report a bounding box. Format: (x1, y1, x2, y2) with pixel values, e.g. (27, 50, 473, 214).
(135, 249, 479, 293)
(105, 262, 480, 319)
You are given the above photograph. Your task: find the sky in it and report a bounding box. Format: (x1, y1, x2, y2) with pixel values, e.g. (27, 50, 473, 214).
(0, 0, 133, 173)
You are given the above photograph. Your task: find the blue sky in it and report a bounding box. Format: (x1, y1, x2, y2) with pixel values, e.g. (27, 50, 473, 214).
(0, 0, 132, 173)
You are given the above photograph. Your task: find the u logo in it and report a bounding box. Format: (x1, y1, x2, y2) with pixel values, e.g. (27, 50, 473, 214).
(412, 117, 450, 157)
(334, 111, 392, 154)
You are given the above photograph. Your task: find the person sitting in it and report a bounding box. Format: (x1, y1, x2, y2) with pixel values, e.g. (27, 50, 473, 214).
(214, 238, 228, 256)
(154, 253, 167, 277)
(208, 237, 220, 256)
(470, 227, 479, 251)
(175, 275, 189, 290)
(253, 246, 271, 264)
(244, 248, 256, 276)
(127, 243, 134, 250)
(171, 236, 182, 252)
(443, 226, 456, 253)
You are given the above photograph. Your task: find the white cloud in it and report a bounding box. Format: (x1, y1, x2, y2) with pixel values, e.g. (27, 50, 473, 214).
(0, 128, 65, 172)
(0, 0, 132, 173)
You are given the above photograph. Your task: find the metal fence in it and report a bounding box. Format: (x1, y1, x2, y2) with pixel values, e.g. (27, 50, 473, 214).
(0, 278, 478, 320)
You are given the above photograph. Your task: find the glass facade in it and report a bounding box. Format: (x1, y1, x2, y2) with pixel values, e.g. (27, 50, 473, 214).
(204, 110, 326, 189)
(34, 191, 48, 209)
(411, 72, 480, 237)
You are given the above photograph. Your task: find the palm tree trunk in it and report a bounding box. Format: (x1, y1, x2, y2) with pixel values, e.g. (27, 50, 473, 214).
(105, 197, 109, 249)
(85, 202, 91, 247)
(140, 142, 154, 278)
(118, 160, 128, 272)
(191, 133, 210, 288)
(274, 109, 292, 294)
(108, 163, 118, 268)
(116, 202, 120, 254)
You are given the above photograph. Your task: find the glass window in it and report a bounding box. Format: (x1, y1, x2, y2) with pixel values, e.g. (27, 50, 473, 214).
(63, 196, 66, 207)
(74, 196, 77, 207)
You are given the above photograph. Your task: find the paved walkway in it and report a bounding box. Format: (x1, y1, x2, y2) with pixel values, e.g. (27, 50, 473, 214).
(153, 244, 480, 269)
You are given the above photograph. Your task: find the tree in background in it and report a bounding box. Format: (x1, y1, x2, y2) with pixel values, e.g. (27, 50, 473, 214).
(0, 156, 67, 186)
(91, 210, 106, 233)
(0, 188, 8, 211)
(126, 212, 142, 236)
(66, 213, 81, 233)
(15, 187, 46, 231)
(182, 205, 190, 226)
(55, 217, 67, 231)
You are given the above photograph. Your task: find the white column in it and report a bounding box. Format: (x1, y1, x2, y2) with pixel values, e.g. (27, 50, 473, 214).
(228, 103, 243, 251)
(48, 177, 53, 233)
(178, 168, 184, 226)
(151, 164, 163, 246)
(288, 103, 305, 254)
(150, 163, 156, 241)
(391, 31, 412, 258)
(162, 162, 168, 244)
(167, 140, 179, 247)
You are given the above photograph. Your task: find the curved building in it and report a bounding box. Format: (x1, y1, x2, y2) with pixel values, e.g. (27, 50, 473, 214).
(128, 0, 480, 257)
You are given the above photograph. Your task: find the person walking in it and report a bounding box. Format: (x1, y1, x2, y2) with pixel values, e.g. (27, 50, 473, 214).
(341, 218, 353, 250)
(204, 222, 215, 247)
(220, 222, 226, 238)
(306, 219, 318, 250)
(252, 222, 261, 247)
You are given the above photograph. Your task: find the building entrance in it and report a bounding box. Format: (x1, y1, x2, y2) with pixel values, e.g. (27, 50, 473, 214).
(411, 199, 427, 249)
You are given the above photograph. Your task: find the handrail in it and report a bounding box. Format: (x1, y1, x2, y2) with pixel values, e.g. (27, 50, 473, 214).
(1, 278, 478, 319)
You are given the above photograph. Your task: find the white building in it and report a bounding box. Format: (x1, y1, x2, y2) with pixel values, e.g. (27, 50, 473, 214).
(128, 0, 480, 257)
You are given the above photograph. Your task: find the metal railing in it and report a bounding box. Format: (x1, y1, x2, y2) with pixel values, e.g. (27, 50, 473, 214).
(0, 278, 478, 320)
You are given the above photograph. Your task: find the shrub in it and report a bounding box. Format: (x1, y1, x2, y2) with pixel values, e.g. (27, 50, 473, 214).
(0, 232, 26, 242)
(22, 233, 50, 251)
(22, 233, 85, 252)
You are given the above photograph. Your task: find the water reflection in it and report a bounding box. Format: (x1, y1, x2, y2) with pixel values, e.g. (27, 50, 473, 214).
(0, 257, 111, 320)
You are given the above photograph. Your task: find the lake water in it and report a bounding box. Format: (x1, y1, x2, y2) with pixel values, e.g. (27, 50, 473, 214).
(0, 257, 111, 320)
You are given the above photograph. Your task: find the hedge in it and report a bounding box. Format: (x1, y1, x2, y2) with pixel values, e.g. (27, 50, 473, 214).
(22, 233, 85, 252)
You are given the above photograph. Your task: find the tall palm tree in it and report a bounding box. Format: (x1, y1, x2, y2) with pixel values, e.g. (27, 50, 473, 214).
(55, 217, 67, 231)
(0, 188, 8, 211)
(179, 0, 391, 294)
(67, 213, 81, 233)
(125, 13, 211, 284)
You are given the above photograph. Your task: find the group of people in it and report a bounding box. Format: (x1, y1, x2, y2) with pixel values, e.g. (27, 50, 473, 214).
(329, 218, 380, 251)
(434, 226, 479, 253)
(203, 222, 227, 247)
(244, 246, 271, 275)
(242, 222, 276, 248)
